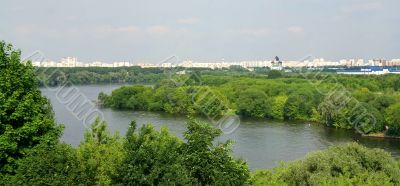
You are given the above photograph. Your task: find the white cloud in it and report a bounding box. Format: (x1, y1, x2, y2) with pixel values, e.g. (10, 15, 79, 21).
(95, 25, 172, 36)
(233, 28, 270, 37)
(15, 24, 59, 37)
(97, 25, 141, 33)
(177, 18, 199, 25)
(287, 26, 304, 34)
(114, 26, 141, 33)
(342, 2, 383, 13)
(146, 25, 170, 35)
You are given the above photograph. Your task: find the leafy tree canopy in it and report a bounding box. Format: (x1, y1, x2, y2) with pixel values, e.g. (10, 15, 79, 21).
(0, 41, 62, 174)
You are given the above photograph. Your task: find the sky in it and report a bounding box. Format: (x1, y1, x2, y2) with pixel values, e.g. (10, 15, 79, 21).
(1, 0, 399, 63)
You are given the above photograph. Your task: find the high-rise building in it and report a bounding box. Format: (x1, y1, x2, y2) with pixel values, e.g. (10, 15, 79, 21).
(61, 57, 78, 67)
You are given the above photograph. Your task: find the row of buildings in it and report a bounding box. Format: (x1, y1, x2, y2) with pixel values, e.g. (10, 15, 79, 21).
(337, 67, 400, 75)
(33, 57, 134, 68)
(32, 57, 400, 69)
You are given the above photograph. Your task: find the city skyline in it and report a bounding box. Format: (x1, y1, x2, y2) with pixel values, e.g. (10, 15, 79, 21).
(32, 56, 400, 68)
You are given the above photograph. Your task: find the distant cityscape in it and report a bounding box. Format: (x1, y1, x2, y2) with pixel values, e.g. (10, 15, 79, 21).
(32, 57, 400, 70)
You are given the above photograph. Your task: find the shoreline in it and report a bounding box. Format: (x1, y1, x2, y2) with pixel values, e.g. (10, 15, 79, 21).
(98, 106, 400, 140)
(362, 132, 400, 139)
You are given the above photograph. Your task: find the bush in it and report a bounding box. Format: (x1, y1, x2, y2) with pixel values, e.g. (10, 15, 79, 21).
(385, 103, 400, 136)
(114, 121, 191, 185)
(251, 143, 400, 186)
(76, 118, 124, 185)
(4, 143, 81, 185)
(114, 119, 250, 185)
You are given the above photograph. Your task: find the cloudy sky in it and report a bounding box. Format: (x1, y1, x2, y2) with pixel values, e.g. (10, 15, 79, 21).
(1, 0, 399, 62)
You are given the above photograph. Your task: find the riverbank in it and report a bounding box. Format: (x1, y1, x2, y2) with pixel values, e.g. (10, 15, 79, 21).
(363, 132, 400, 139)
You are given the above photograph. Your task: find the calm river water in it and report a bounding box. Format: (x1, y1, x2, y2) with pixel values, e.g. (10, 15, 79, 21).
(40, 84, 400, 169)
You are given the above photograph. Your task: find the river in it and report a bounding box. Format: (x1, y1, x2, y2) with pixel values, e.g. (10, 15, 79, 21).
(40, 84, 400, 170)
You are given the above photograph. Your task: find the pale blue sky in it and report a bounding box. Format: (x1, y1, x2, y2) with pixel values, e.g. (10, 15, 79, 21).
(1, 0, 399, 62)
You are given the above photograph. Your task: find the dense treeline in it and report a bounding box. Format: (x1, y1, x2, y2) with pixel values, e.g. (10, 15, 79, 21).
(99, 73, 400, 136)
(35, 66, 257, 87)
(36, 67, 167, 86)
(34, 65, 314, 87)
(3, 41, 400, 185)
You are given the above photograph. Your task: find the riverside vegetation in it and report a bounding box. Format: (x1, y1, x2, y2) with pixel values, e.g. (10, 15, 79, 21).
(98, 71, 400, 136)
(2, 40, 400, 185)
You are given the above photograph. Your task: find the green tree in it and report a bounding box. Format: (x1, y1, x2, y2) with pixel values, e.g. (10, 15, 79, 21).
(0, 41, 62, 174)
(283, 95, 303, 120)
(352, 88, 376, 103)
(182, 119, 249, 185)
(271, 96, 288, 120)
(268, 70, 283, 79)
(6, 143, 81, 185)
(237, 89, 271, 118)
(349, 102, 384, 134)
(76, 118, 124, 185)
(370, 95, 396, 112)
(114, 121, 190, 185)
(108, 85, 152, 110)
(115, 119, 250, 185)
(169, 87, 194, 114)
(318, 93, 353, 129)
(97, 92, 110, 107)
(192, 86, 228, 117)
(385, 103, 400, 135)
(394, 78, 400, 91)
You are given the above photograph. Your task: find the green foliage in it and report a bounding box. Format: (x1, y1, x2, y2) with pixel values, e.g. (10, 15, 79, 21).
(318, 93, 352, 128)
(76, 118, 124, 185)
(237, 89, 272, 118)
(250, 168, 287, 186)
(283, 95, 311, 120)
(270, 96, 288, 120)
(385, 103, 400, 135)
(0, 41, 62, 174)
(114, 120, 249, 185)
(183, 120, 249, 185)
(268, 70, 283, 79)
(4, 143, 81, 185)
(251, 143, 400, 186)
(98, 92, 110, 107)
(182, 119, 250, 185)
(36, 66, 166, 86)
(8, 40, 400, 185)
(318, 92, 385, 134)
(100, 72, 400, 136)
(349, 102, 385, 134)
(370, 95, 396, 112)
(114, 119, 250, 186)
(394, 78, 400, 91)
(352, 88, 376, 103)
(107, 85, 153, 110)
(192, 86, 229, 117)
(114, 122, 190, 185)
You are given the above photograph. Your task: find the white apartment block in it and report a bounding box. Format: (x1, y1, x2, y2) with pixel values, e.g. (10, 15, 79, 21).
(60, 57, 78, 67)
